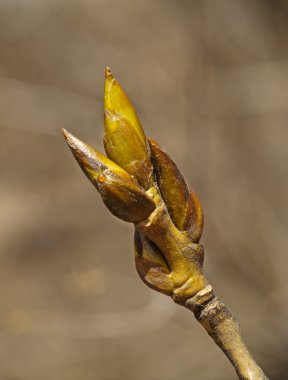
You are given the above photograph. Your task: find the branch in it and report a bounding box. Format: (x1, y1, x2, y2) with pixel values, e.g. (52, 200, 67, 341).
(63, 67, 269, 379)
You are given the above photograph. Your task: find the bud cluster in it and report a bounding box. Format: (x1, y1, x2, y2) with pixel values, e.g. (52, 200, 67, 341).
(63, 68, 204, 297)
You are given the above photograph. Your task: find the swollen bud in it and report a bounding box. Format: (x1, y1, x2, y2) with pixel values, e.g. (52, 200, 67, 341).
(62, 129, 156, 223)
(104, 67, 153, 189)
(148, 138, 203, 242)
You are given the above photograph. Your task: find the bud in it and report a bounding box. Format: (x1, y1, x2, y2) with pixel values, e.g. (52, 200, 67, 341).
(134, 231, 173, 295)
(104, 67, 153, 189)
(62, 129, 155, 223)
(148, 138, 203, 242)
(183, 190, 204, 243)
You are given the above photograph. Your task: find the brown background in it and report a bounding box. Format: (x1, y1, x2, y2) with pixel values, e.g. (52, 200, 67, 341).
(0, 1, 287, 379)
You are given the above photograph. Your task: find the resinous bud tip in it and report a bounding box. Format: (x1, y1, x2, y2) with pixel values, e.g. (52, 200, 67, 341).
(104, 68, 152, 189)
(62, 129, 156, 223)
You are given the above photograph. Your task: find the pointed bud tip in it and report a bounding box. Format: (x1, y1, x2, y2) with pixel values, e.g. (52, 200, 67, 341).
(148, 137, 164, 152)
(61, 128, 80, 151)
(148, 137, 157, 148)
(62, 127, 70, 141)
(105, 66, 113, 80)
(62, 129, 92, 177)
(62, 128, 75, 147)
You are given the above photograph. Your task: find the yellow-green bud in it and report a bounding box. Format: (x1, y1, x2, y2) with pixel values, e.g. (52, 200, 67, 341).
(104, 68, 153, 189)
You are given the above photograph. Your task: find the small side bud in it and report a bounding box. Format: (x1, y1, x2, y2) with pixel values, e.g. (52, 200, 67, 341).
(63, 129, 155, 223)
(104, 67, 153, 189)
(148, 138, 203, 242)
(134, 231, 174, 295)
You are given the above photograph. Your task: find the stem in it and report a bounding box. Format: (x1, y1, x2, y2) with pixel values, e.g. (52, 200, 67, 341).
(183, 285, 269, 380)
(136, 200, 269, 380)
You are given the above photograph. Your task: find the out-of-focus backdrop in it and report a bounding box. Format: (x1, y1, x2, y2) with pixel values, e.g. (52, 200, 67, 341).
(0, 1, 287, 379)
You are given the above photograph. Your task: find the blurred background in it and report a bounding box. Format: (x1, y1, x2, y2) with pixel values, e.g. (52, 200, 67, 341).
(0, 0, 287, 379)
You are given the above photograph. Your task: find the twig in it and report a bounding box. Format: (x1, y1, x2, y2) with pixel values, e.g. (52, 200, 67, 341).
(62, 67, 269, 379)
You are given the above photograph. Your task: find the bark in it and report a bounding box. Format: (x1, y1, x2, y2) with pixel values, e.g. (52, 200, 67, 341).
(183, 285, 269, 380)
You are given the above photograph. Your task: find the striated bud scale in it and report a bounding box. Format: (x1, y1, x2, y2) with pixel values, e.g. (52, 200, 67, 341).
(104, 67, 153, 189)
(63, 129, 155, 223)
(148, 138, 203, 242)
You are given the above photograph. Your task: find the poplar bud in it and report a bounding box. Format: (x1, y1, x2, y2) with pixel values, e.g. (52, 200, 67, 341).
(63, 129, 155, 223)
(148, 138, 203, 242)
(134, 231, 173, 295)
(104, 67, 153, 189)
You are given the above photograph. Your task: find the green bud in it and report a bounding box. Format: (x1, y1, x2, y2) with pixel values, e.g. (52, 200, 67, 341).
(63, 129, 156, 223)
(148, 138, 203, 242)
(104, 67, 153, 189)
